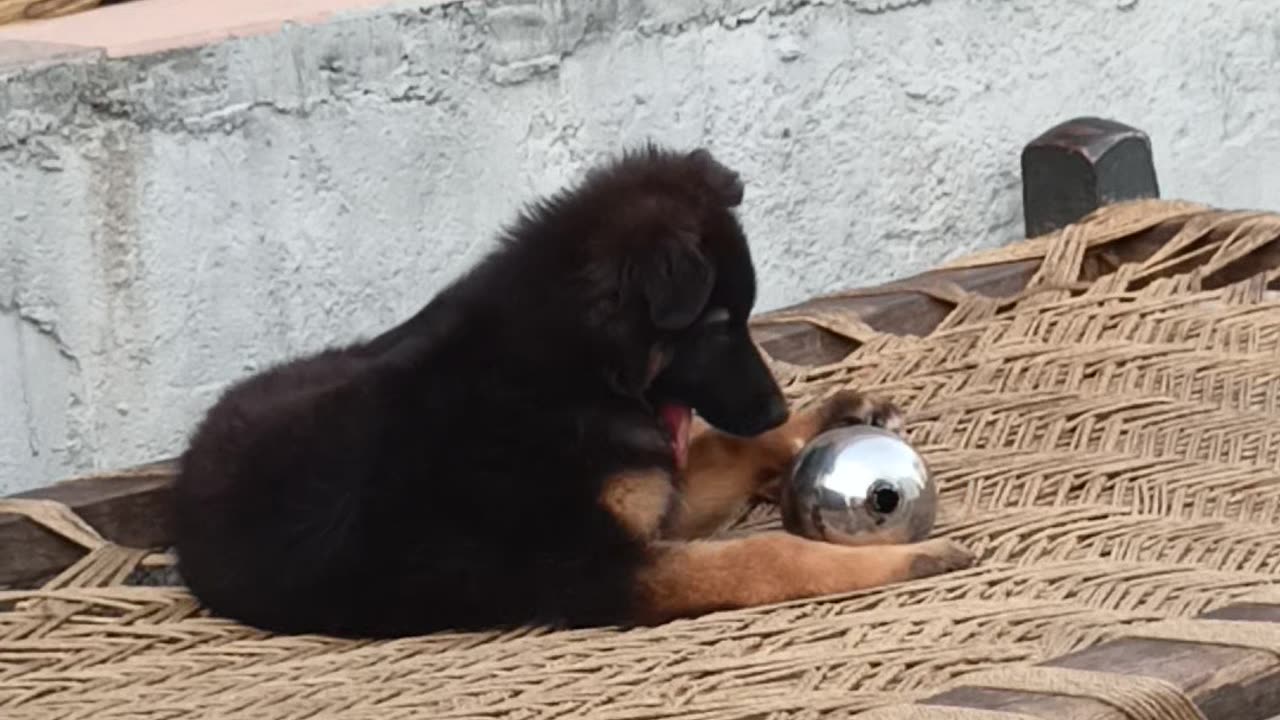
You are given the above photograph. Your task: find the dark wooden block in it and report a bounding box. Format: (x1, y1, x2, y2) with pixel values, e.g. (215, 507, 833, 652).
(1022, 117, 1160, 238)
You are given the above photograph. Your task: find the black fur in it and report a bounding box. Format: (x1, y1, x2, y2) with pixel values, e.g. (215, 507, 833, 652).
(173, 146, 788, 637)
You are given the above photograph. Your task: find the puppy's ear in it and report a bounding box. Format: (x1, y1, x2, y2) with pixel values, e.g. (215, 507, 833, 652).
(687, 148, 744, 208)
(631, 230, 716, 331)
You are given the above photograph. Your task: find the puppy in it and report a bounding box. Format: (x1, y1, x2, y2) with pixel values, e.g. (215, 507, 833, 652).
(173, 146, 973, 638)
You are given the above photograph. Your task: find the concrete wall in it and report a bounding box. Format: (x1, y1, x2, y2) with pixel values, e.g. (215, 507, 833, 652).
(2, 0, 1279, 493)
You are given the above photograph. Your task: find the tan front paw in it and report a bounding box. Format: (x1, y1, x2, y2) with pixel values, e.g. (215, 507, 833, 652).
(905, 539, 976, 581)
(815, 389, 905, 436)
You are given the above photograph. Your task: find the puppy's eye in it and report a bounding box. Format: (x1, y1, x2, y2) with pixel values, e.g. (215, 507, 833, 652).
(701, 307, 731, 325)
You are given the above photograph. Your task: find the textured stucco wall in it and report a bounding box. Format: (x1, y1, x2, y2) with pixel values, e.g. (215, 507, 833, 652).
(2, 0, 1279, 492)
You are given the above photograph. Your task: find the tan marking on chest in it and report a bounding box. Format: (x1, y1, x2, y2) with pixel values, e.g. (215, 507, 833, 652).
(600, 470, 675, 541)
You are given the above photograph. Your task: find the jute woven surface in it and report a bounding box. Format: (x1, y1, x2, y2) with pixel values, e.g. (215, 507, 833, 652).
(5, 199, 1280, 719)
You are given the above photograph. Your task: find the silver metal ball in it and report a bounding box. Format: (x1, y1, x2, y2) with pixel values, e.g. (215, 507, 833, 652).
(780, 425, 937, 546)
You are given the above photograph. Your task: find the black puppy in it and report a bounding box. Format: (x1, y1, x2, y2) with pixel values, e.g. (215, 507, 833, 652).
(174, 146, 973, 637)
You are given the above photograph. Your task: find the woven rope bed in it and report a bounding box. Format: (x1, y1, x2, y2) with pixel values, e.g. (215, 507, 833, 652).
(5, 199, 1280, 719)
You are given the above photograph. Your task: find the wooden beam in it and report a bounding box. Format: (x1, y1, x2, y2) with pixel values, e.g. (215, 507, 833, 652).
(753, 260, 1038, 365)
(923, 603, 1280, 719)
(753, 223, 1178, 366)
(0, 460, 175, 587)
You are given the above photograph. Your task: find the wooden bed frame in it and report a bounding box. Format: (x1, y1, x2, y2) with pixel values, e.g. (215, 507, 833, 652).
(4, 117, 1278, 720)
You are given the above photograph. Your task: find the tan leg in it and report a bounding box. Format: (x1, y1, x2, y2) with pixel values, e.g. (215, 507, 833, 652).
(630, 532, 974, 624)
(665, 390, 905, 539)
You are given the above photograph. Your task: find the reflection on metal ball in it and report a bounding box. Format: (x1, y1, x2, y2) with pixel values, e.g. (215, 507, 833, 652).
(780, 425, 937, 546)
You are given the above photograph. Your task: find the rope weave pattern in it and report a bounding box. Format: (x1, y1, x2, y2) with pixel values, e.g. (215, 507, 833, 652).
(4, 200, 1280, 718)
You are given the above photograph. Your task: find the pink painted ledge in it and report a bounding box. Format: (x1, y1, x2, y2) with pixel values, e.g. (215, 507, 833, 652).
(0, 0, 437, 60)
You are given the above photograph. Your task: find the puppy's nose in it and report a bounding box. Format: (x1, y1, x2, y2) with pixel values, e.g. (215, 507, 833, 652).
(758, 393, 790, 432)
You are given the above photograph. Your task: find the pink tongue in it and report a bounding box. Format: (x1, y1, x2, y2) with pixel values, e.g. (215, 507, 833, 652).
(658, 403, 693, 470)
